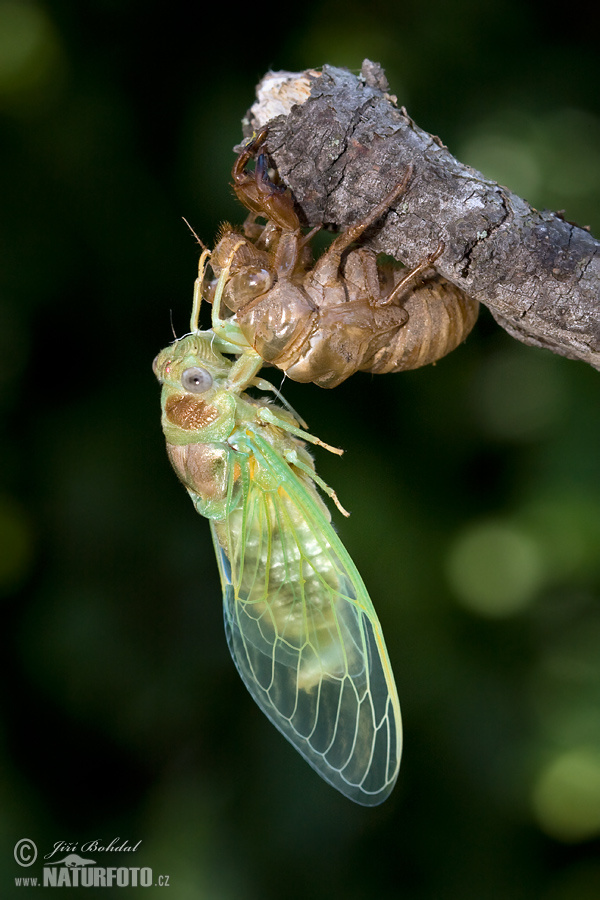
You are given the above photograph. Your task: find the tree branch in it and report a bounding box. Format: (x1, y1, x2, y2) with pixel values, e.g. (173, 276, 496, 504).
(241, 62, 600, 370)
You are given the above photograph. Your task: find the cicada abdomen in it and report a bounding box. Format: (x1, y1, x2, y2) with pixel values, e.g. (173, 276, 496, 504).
(359, 272, 480, 375)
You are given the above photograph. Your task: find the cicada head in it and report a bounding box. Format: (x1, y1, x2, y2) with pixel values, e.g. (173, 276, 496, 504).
(206, 227, 274, 314)
(153, 332, 237, 446)
(211, 225, 271, 274)
(153, 331, 230, 384)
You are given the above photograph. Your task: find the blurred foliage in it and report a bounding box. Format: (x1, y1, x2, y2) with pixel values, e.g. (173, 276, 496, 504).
(1, 0, 600, 897)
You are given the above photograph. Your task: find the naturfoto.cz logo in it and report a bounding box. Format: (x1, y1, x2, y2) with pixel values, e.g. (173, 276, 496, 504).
(13, 839, 170, 889)
(42, 863, 154, 888)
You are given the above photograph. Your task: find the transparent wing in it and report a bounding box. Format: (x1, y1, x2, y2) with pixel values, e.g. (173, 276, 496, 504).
(210, 435, 401, 805)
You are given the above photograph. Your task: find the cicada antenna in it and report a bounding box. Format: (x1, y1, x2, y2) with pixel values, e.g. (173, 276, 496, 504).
(182, 217, 209, 252)
(169, 308, 178, 340)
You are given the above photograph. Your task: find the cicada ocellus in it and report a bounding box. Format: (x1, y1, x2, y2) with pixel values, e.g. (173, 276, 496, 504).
(154, 251, 401, 804)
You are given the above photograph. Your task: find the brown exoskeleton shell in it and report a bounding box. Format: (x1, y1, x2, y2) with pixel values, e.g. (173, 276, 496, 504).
(206, 129, 479, 389)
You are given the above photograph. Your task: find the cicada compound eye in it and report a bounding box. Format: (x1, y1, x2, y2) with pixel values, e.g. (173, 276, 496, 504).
(244, 269, 272, 294)
(223, 269, 272, 311)
(181, 367, 213, 393)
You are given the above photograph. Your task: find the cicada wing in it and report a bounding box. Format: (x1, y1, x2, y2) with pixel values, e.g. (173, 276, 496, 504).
(210, 449, 401, 806)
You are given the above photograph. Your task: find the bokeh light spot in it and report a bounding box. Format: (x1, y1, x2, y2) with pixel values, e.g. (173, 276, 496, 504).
(0, 0, 63, 105)
(446, 520, 544, 617)
(532, 748, 600, 843)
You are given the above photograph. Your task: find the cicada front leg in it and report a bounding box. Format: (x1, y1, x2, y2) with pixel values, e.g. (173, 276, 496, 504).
(232, 128, 300, 233)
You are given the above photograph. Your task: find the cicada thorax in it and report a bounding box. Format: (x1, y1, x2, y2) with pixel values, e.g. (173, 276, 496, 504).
(160, 376, 236, 448)
(279, 246, 408, 388)
(207, 222, 321, 369)
(233, 282, 319, 369)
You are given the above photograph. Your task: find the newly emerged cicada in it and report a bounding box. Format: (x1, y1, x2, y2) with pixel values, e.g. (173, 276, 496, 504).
(205, 129, 479, 388)
(154, 251, 401, 805)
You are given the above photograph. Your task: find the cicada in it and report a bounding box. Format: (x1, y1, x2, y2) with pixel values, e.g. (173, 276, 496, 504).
(205, 129, 479, 388)
(154, 250, 401, 805)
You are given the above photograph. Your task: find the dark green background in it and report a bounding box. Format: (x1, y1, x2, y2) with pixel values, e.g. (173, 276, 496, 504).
(2, 0, 600, 897)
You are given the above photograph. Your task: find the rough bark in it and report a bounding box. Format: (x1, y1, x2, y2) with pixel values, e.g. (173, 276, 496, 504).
(240, 62, 600, 370)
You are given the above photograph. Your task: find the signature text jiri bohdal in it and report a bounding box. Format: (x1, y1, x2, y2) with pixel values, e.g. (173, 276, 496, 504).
(44, 839, 142, 860)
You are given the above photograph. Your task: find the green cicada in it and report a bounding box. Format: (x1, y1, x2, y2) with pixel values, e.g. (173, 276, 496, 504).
(153, 249, 401, 805)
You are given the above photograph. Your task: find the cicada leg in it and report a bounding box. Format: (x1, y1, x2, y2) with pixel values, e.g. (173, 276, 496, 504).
(309, 165, 413, 286)
(190, 247, 212, 333)
(284, 447, 350, 517)
(208, 239, 256, 353)
(255, 405, 343, 456)
(232, 129, 300, 232)
(187, 240, 266, 390)
(377, 240, 445, 307)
